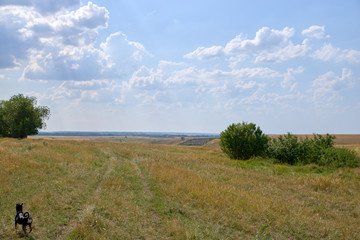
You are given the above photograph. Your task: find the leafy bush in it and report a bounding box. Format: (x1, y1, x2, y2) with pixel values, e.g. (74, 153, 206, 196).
(300, 134, 335, 165)
(220, 122, 269, 160)
(267, 133, 302, 165)
(267, 133, 336, 165)
(319, 148, 360, 168)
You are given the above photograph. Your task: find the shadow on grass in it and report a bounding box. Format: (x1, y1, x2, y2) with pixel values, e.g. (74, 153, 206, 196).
(16, 231, 35, 240)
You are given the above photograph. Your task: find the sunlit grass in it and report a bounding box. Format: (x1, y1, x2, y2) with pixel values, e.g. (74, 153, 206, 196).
(0, 138, 359, 239)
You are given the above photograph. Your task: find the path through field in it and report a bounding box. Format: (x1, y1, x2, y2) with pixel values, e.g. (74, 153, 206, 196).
(56, 148, 117, 239)
(55, 148, 165, 239)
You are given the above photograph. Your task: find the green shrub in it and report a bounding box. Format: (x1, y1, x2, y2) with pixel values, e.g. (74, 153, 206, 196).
(220, 122, 269, 160)
(319, 148, 360, 168)
(267, 133, 302, 165)
(267, 133, 336, 165)
(300, 134, 335, 165)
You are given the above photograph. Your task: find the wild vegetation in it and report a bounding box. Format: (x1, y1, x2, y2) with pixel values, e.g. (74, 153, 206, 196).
(220, 122, 269, 160)
(220, 122, 360, 168)
(1, 137, 359, 239)
(0, 94, 50, 139)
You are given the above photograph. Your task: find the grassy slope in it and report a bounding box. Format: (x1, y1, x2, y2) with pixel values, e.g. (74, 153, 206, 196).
(0, 138, 359, 239)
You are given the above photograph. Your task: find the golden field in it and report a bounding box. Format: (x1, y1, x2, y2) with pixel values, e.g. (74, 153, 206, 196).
(1, 137, 360, 239)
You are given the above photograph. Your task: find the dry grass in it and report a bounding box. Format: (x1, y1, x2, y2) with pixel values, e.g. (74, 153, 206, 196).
(1, 138, 359, 239)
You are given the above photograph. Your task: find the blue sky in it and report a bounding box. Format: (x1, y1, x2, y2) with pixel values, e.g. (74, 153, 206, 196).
(1, 0, 359, 133)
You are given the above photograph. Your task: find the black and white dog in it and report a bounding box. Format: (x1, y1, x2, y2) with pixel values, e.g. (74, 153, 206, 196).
(15, 203, 33, 233)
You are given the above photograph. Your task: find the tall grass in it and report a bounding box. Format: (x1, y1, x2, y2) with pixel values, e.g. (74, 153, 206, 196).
(0, 138, 359, 239)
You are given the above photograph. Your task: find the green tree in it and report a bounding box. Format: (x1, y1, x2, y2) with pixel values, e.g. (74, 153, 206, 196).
(220, 122, 270, 160)
(0, 94, 50, 138)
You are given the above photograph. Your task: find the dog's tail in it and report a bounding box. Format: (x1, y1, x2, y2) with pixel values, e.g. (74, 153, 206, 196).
(23, 212, 33, 223)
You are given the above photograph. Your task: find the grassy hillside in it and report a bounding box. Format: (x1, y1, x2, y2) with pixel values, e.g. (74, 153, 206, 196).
(1, 138, 359, 239)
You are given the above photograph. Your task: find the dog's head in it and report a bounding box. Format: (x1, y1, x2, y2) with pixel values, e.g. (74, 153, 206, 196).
(16, 203, 23, 213)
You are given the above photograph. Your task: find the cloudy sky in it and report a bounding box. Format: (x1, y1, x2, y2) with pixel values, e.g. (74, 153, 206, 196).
(1, 0, 359, 134)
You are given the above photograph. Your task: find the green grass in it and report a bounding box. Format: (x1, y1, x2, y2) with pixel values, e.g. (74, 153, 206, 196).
(0, 138, 359, 239)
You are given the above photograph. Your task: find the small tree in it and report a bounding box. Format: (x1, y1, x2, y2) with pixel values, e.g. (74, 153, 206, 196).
(0, 94, 50, 138)
(220, 122, 269, 160)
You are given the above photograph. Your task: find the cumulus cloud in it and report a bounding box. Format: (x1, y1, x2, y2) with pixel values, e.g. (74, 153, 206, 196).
(184, 46, 224, 60)
(121, 61, 305, 110)
(281, 66, 304, 91)
(312, 68, 354, 106)
(301, 25, 329, 39)
(22, 46, 112, 81)
(128, 66, 161, 89)
(22, 31, 150, 81)
(184, 27, 310, 63)
(101, 32, 151, 67)
(0, 6, 40, 69)
(1, 1, 150, 82)
(225, 27, 295, 53)
(42, 79, 120, 102)
(0, 2, 109, 72)
(254, 39, 310, 63)
(312, 43, 360, 63)
(0, 0, 80, 15)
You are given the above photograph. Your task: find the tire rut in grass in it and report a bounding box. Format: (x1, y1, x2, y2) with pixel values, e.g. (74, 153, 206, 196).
(130, 158, 153, 199)
(56, 152, 116, 239)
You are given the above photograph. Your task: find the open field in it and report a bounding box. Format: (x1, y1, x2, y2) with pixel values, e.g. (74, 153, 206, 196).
(1, 138, 360, 239)
(30, 134, 360, 147)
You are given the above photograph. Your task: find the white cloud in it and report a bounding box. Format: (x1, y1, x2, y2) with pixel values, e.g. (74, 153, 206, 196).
(0, 2, 109, 72)
(281, 66, 304, 91)
(312, 43, 360, 63)
(42, 79, 120, 102)
(184, 27, 310, 63)
(128, 66, 161, 89)
(231, 67, 282, 79)
(101, 32, 151, 64)
(31, 2, 109, 47)
(225, 27, 295, 53)
(301, 25, 329, 39)
(254, 39, 310, 63)
(0, 6, 40, 69)
(312, 68, 354, 106)
(0, 0, 80, 15)
(121, 62, 302, 110)
(61, 79, 111, 90)
(21, 45, 113, 81)
(184, 46, 224, 60)
(0, 1, 150, 82)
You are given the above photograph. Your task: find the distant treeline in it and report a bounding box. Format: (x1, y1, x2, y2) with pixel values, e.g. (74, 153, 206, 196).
(36, 131, 220, 138)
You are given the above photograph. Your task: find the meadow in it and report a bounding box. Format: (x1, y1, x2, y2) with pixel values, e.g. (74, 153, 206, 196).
(0, 137, 359, 239)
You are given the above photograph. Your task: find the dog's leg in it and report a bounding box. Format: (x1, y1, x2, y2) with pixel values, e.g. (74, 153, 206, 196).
(15, 222, 17, 229)
(22, 225, 27, 234)
(28, 224, 32, 233)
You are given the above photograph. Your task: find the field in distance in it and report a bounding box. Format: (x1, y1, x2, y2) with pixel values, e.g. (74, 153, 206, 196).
(1, 137, 359, 239)
(30, 133, 360, 149)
